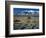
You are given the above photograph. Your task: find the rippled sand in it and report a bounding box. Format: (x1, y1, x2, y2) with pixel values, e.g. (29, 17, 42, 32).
(13, 16, 39, 30)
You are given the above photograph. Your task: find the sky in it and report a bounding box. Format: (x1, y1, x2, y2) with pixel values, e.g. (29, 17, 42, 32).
(13, 8, 39, 15)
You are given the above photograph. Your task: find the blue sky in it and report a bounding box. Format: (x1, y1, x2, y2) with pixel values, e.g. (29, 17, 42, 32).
(13, 8, 39, 15)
